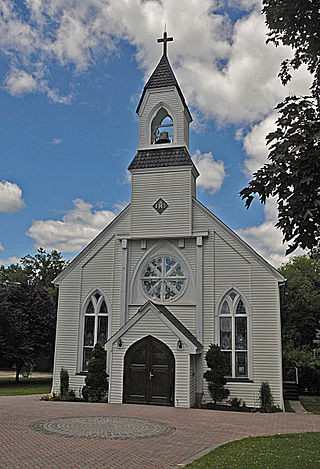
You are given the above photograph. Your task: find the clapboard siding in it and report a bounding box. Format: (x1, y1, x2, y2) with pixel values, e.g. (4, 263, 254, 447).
(193, 200, 283, 408)
(138, 88, 188, 148)
(52, 267, 82, 393)
(131, 168, 193, 237)
(108, 309, 190, 408)
(52, 210, 131, 393)
(189, 355, 196, 407)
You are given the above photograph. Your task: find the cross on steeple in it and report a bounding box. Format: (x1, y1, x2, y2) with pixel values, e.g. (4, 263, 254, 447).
(157, 31, 173, 56)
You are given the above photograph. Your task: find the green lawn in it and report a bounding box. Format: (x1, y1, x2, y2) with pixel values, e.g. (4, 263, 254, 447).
(301, 396, 320, 415)
(185, 432, 320, 469)
(0, 377, 52, 395)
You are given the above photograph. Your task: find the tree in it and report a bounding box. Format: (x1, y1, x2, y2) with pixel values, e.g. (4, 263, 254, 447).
(203, 344, 229, 405)
(279, 255, 320, 347)
(82, 342, 108, 402)
(0, 282, 56, 382)
(240, 1, 320, 254)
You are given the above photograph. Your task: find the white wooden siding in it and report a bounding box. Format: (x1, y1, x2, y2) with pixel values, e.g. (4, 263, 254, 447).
(193, 201, 283, 408)
(108, 308, 190, 408)
(52, 211, 131, 394)
(131, 168, 193, 238)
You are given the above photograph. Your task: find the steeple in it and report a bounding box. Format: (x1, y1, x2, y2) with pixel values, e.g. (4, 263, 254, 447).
(129, 32, 198, 239)
(133, 31, 193, 156)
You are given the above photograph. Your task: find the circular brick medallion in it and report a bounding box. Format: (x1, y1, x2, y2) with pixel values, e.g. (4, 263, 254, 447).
(30, 416, 175, 440)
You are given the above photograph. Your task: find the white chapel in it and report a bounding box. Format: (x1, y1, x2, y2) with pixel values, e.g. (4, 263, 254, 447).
(52, 33, 285, 409)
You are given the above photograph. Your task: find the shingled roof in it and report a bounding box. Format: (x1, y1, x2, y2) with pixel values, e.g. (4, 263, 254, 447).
(136, 54, 192, 121)
(128, 146, 196, 171)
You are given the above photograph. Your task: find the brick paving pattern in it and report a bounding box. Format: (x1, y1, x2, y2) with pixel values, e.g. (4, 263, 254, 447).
(1, 395, 320, 469)
(30, 415, 175, 440)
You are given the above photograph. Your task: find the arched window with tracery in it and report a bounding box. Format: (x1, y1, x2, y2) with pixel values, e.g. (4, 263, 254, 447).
(219, 290, 249, 378)
(151, 107, 173, 144)
(82, 291, 109, 371)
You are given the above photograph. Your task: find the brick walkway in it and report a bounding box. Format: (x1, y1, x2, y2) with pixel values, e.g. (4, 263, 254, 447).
(1, 395, 320, 469)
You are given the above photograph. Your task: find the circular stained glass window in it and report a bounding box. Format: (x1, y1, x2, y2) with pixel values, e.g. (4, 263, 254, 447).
(142, 256, 186, 302)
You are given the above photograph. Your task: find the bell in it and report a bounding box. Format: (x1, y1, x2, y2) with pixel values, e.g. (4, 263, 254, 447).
(155, 130, 171, 144)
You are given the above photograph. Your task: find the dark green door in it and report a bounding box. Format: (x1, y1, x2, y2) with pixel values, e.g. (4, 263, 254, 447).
(123, 336, 175, 406)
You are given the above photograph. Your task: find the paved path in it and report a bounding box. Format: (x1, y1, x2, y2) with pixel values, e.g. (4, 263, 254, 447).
(1, 395, 320, 469)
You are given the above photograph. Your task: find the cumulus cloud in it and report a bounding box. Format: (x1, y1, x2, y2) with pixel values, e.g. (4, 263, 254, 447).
(242, 113, 277, 175)
(4, 68, 37, 96)
(0, 181, 25, 213)
(0, 242, 4, 251)
(0, 1, 312, 122)
(193, 150, 225, 194)
(0, 256, 21, 266)
(26, 198, 116, 253)
(237, 198, 306, 267)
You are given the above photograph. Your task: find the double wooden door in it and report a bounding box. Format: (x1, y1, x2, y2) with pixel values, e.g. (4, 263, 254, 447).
(123, 336, 175, 406)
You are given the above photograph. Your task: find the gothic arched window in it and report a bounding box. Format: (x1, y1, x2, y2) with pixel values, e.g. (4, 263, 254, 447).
(219, 290, 248, 378)
(151, 107, 173, 144)
(142, 255, 186, 302)
(82, 291, 109, 371)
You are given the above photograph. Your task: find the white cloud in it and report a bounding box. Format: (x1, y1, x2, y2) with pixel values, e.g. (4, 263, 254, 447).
(242, 113, 276, 175)
(0, 256, 20, 266)
(4, 68, 37, 96)
(0, 242, 4, 251)
(237, 198, 306, 267)
(26, 198, 116, 253)
(51, 138, 62, 145)
(0, 181, 25, 212)
(193, 150, 225, 194)
(0, 1, 312, 123)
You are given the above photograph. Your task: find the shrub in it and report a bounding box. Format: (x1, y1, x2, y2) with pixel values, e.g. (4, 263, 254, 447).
(60, 368, 69, 398)
(230, 397, 242, 410)
(259, 381, 274, 412)
(82, 342, 108, 402)
(203, 344, 230, 405)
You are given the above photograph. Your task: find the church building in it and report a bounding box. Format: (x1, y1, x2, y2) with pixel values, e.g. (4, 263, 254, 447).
(52, 33, 285, 409)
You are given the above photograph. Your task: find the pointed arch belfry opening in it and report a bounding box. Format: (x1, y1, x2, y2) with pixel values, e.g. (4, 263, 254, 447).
(151, 106, 174, 144)
(123, 335, 175, 406)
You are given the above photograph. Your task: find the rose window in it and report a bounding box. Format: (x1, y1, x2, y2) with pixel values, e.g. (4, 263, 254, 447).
(142, 256, 186, 301)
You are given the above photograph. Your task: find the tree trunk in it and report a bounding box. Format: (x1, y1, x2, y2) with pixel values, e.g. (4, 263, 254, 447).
(15, 366, 21, 383)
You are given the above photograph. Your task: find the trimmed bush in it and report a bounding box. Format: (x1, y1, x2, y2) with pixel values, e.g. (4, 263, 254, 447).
(60, 368, 69, 398)
(259, 381, 274, 412)
(82, 342, 108, 402)
(204, 344, 230, 405)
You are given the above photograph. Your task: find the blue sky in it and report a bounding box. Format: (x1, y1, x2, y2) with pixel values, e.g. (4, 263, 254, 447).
(0, 0, 311, 267)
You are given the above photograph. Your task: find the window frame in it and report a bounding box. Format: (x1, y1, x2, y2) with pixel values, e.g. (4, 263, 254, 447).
(215, 289, 252, 380)
(79, 290, 111, 373)
(141, 255, 187, 303)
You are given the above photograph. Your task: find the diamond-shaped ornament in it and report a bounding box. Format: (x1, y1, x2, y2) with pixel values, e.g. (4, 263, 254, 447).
(153, 198, 168, 214)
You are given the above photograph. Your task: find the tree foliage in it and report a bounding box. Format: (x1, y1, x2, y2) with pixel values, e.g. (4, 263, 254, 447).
(240, 0, 320, 253)
(262, 0, 320, 97)
(279, 255, 320, 346)
(203, 344, 229, 405)
(82, 342, 108, 402)
(0, 249, 68, 376)
(0, 282, 56, 382)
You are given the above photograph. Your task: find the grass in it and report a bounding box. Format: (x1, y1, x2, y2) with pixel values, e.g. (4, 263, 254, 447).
(300, 396, 320, 415)
(0, 377, 52, 395)
(184, 432, 320, 469)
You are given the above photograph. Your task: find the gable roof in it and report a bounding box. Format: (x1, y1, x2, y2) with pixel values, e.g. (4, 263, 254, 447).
(53, 204, 131, 284)
(128, 146, 198, 173)
(105, 300, 203, 354)
(193, 198, 285, 283)
(136, 54, 192, 121)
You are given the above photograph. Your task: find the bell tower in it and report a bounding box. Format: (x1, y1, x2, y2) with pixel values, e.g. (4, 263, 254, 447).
(129, 32, 198, 239)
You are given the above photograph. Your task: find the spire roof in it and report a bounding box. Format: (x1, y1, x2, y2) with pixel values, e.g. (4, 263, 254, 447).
(136, 54, 192, 120)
